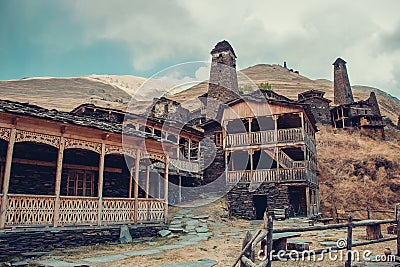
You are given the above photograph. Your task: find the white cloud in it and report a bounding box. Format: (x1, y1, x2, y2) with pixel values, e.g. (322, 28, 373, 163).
(68, 0, 400, 97)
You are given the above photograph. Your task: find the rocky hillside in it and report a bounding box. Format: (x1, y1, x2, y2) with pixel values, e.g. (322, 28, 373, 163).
(317, 126, 400, 219)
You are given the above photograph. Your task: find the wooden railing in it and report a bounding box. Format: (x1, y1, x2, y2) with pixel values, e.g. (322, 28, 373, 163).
(226, 128, 306, 147)
(102, 198, 135, 224)
(278, 150, 293, 168)
(170, 158, 200, 173)
(226, 168, 309, 184)
(1, 195, 166, 228)
(277, 128, 303, 143)
(5, 194, 55, 226)
(137, 199, 165, 223)
(59, 196, 98, 226)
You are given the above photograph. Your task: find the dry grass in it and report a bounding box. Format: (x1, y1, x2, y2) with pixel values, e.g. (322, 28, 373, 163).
(317, 125, 400, 219)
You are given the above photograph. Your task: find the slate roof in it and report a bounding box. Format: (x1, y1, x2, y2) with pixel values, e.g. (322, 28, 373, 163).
(210, 40, 236, 57)
(0, 99, 161, 140)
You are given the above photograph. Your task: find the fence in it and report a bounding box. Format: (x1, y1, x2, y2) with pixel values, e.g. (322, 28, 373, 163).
(233, 206, 400, 267)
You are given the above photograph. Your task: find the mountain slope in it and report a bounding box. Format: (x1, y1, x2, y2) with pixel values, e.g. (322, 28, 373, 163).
(172, 64, 400, 124)
(1, 64, 399, 123)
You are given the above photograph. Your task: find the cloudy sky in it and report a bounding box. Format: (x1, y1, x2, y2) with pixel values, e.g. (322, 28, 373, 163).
(1, 0, 399, 97)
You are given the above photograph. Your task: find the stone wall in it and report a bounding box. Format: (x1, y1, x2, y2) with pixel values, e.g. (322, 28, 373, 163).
(333, 59, 354, 105)
(227, 183, 289, 220)
(0, 225, 165, 261)
(203, 123, 225, 184)
(9, 163, 56, 195)
(301, 98, 332, 125)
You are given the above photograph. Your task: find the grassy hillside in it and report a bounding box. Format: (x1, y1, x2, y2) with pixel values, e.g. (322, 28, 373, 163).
(317, 126, 400, 219)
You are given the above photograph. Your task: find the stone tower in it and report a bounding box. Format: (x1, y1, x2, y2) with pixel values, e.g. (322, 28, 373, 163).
(333, 58, 354, 105)
(366, 92, 382, 116)
(207, 40, 239, 105)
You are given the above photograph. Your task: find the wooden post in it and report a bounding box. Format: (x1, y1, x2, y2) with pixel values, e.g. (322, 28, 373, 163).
(164, 156, 169, 224)
(345, 214, 353, 267)
(128, 167, 133, 198)
(178, 175, 182, 203)
(188, 139, 191, 161)
(367, 205, 371, 219)
(53, 136, 64, 227)
(241, 231, 254, 267)
(305, 186, 311, 217)
(197, 142, 201, 161)
(134, 150, 140, 223)
(145, 165, 150, 198)
(397, 213, 400, 257)
(273, 115, 278, 142)
(266, 211, 274, 267)
(0, 128, 16, 229)
(97, 143, 105, 226)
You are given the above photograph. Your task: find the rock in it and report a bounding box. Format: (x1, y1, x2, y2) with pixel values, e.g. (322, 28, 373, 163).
(192, 215, 209, 220)
(186, 220, 199, 226)
(158, 229, 172, 237)
(195, 227, 209, 233)
(119, 225, 133, 244)
(124, 249, 161, 256)
(168, 228, 188, 234)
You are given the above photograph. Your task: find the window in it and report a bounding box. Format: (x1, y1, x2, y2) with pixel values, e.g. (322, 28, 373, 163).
(215, 132, 223, 146)
(66, 170, 95, 196)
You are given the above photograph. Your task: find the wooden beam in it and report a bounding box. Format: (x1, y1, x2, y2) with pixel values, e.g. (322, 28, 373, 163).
(53, 136, 64, 227)
(0, 158, 122, 173)
(0, 128, 16, 229)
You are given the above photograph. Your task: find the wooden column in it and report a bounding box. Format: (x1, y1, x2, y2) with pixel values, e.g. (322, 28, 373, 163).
(134, 150, 140, 223)
(0, 128, 16, 229)
(197, 142, 201, 161)
(178, 175, 182, 203)
(97, 143, 105, 226)
(53, 136, 65, 227)
(164, 156, 169, 223)
(273, 115, 278, 142)
(188, 139, 191, 161)
(397, 211, 400, 257)
(145, 165, 150, 198)
(345, 214, 354, 267)
(305, 186, 311, 217)
(249, 150, 254, 171)
(128, 167, 133, 198)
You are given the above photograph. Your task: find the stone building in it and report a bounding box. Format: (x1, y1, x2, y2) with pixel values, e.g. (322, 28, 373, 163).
(330, 58, 385, 139)
(297, 89, 332, 125)
(333, 58, 354, 105)
(202, 41, 320, 220)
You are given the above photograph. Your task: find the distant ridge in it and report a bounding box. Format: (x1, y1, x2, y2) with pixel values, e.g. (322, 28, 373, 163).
(0, 64, 399, 123)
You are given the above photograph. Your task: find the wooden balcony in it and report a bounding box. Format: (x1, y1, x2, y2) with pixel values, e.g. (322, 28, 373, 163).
(170, 158, 200, 173)
(3, 194, 165, 228)
(226, 128, 305, 147)
(226, 168, 317, 184)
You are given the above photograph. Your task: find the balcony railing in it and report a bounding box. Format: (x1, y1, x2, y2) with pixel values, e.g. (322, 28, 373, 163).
(226, 168, 317, 184)
(3, 195, 165, 228)
(170, 158, 200, 173)
(226, 128, 305, 147)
